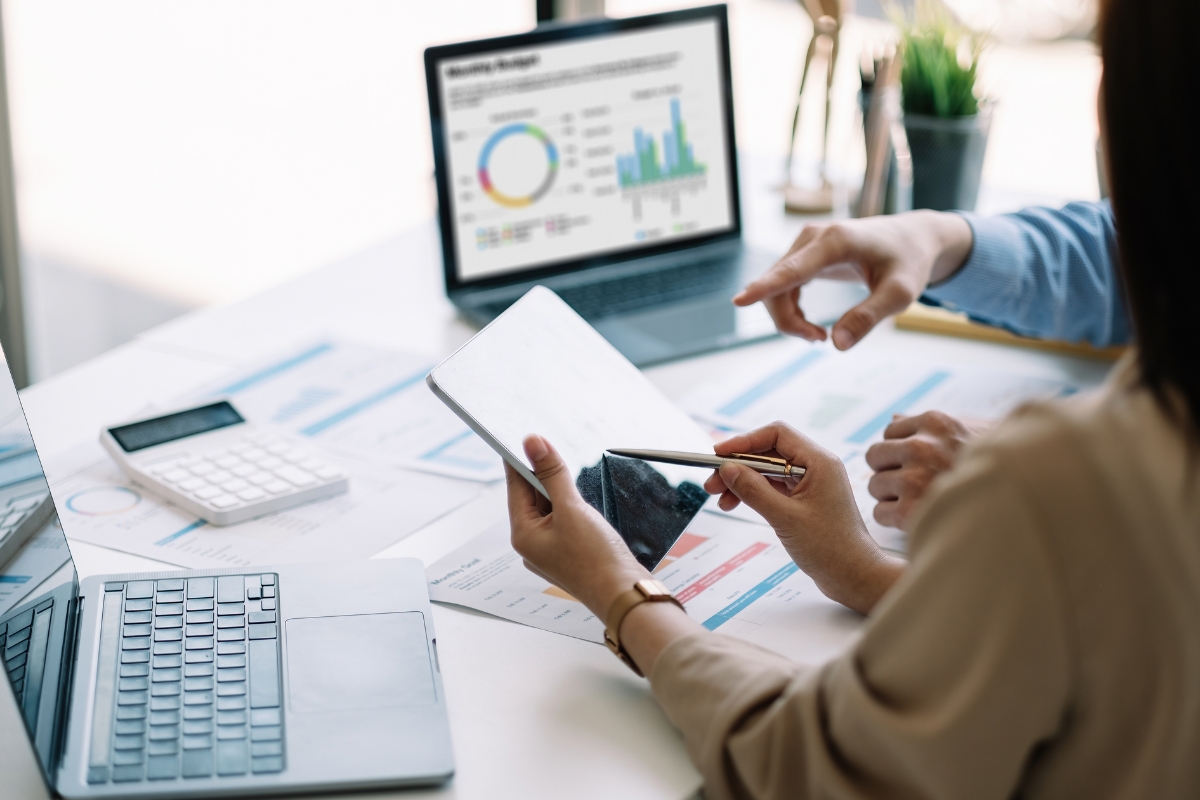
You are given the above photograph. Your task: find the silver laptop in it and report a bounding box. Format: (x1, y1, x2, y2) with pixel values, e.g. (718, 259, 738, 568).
(425, 4, 779, 366)
(0, 343, 454, 797)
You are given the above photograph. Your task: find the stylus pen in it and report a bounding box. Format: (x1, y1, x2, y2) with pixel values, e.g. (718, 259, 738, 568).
(606, 449, 806, 478)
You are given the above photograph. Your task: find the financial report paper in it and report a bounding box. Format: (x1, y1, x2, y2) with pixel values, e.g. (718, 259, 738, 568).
(427, 512, 862, 666)
(188, 341, 505, 482)
(682, 341, 1078, 552)
(45, 440, 481, 570)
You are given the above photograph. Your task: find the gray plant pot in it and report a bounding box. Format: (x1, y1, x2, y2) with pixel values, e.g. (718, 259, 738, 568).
(904, 108, 992, 211)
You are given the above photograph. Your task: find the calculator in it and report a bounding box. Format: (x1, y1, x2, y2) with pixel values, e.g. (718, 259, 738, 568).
(100, 401, 349, 526)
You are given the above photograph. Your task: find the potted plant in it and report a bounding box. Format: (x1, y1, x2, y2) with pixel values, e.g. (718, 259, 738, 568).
(894, 0, 990, 211)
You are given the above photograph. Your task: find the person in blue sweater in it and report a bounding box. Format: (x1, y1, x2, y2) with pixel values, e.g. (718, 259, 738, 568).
(732, 200, 1127, 528)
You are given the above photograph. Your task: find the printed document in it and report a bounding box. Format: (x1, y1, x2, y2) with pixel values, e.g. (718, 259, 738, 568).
(46, 441, 481, 570)
(188, 341, 505, 482)
(684, 342, 1076, 551)
(427, 511, 862, 665)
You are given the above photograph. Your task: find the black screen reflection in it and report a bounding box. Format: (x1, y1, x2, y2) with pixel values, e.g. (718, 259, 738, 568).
(576, 455, 707, 570)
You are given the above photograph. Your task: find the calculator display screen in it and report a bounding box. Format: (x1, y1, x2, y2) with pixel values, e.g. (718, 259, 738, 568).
(109, 401, 245, 452)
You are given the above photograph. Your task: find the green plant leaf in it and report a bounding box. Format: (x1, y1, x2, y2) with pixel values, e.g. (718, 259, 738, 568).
(891, 0, 981, 118)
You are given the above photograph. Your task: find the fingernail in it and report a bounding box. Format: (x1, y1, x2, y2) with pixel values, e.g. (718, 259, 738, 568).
(525, 435, 548, 462)
(832, 328, 853, 350)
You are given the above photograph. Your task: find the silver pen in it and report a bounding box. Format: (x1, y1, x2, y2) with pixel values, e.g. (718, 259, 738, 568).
(606, 448, 806, 478)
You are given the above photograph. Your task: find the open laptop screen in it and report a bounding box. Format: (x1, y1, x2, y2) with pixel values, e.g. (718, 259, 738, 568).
(428, 6, 738, 288)
(0, 342, 76, 784)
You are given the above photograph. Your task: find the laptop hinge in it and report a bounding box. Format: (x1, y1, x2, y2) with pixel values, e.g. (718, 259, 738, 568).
(50, 594, 82, 778)
(457, 239, 744, 307)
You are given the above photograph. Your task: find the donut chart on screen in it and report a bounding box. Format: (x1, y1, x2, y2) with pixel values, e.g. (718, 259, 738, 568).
(477, 123, 559, 208)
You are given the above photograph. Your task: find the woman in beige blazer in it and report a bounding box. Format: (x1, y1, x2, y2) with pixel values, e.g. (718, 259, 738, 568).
(506, 0, 1200, 796)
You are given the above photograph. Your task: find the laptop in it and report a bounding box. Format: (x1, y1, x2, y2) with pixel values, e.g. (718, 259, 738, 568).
(425, 4, 779, 366)
(0, 344, 454, 797)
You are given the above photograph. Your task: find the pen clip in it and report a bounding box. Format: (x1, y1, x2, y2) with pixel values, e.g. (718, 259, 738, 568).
(729, 453, 788, 466)
(730, 452, 800, 478)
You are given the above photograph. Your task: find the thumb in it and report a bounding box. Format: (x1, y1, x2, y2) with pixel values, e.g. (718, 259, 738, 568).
(523, 435, 578, 505)
(831, 281, 911, 350)
(717, 463, 791, 524)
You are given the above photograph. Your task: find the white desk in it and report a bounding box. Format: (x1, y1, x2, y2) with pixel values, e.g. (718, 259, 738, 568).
(2, 160, 1113, 799)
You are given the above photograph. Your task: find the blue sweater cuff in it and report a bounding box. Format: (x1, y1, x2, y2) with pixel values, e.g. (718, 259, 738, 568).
(921, 212, 1021, 315)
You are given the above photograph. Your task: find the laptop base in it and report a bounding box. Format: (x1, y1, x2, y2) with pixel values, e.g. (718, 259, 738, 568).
(453, 244, 780, 367)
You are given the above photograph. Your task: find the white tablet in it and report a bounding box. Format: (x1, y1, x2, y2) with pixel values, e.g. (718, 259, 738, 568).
(427, 286, 715, 568)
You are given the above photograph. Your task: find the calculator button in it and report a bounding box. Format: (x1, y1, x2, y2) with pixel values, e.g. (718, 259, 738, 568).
(241, 449, 267, 461)
(265, 443, 290, 455)
(230, 465, 256, 478)
(194, 486, 222, 500)
(262, 481, 291, 495)
(206, 471, 233, 484)
(190, 463, 216, 476)
(215, 456, 241, 469)
(236, 488, 266, 501)
(150, 461, 181, 475)
(230, 444, 251, 454)
(247, 473, 274, 486)
(315, 467, 344, 480)
(178, 478, 207, 491)
(163, 469, 192, 483)
(209, 495, 240, 509)
(298, 458, 325, 472)
(274, 467, 315, 487)
(256, 457, 284, 470)
(219, 479, 250, 493)
(281, 450, 307, 464)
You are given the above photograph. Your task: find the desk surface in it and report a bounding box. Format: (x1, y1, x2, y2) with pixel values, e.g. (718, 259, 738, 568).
(2, 161, 1113, 799)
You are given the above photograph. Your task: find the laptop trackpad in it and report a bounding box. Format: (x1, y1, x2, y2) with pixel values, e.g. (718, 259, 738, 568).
(285, 612, 435, 713)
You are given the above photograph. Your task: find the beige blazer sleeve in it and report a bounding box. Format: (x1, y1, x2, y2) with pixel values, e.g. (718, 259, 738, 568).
(648, 447, 1073, 800)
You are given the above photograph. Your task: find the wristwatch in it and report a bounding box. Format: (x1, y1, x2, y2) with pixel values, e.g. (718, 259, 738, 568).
(604, 578, 683, 677)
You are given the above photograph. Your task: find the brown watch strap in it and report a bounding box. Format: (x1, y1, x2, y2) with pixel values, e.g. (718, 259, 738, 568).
(603, 579, 683, 677)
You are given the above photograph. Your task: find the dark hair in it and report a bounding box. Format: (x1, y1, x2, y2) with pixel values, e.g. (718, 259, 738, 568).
(1100, 0, 1200, 433)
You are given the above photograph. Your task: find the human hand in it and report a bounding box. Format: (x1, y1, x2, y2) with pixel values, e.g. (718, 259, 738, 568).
(865, 411, 993, 529)
(734, 211, 973, 350)
(506, 435, 650, 618)
(703, 422, 904, 615)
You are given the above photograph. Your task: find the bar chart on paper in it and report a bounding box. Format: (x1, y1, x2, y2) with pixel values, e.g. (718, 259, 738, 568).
(189, 342, 505, 482)
(427, 512, 861, 664)
(684, 343, 1078, 552)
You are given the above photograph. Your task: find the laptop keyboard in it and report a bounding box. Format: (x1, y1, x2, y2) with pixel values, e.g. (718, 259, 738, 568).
(478, 257, 737, 321)
(0, 490, 50, 551)
(87, 574, 284, 784)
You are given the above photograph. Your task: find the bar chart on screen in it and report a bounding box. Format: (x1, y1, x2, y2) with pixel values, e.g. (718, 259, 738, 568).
(616, 97, 708, 222)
